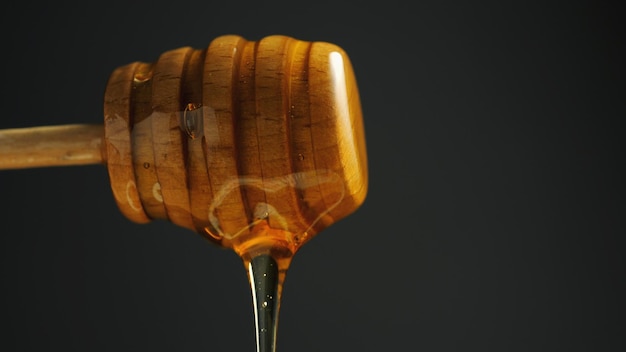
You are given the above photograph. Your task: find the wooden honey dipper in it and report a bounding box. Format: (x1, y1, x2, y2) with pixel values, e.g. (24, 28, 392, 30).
(0, 34, 368, 352)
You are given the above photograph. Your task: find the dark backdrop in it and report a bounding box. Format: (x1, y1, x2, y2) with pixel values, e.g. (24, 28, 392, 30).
(0, 1, 624, 351)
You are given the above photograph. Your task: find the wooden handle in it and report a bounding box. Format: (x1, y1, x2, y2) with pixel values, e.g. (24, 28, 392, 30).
(0, 34, 368, 257)
(0, 124, 104, 169)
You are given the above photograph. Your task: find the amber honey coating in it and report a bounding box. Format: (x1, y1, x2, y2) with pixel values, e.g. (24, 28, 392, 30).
(103, 34, 368, 254)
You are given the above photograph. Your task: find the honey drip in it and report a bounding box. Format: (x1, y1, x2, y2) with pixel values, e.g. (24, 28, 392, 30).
(246, 244, 291, 352)
(203, 171, 345, 352)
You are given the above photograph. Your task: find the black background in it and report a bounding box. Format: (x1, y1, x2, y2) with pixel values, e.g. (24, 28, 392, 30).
(1, 1, 624, 351)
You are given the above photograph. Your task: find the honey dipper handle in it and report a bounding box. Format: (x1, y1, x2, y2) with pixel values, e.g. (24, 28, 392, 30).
(0, 123, 104, 170)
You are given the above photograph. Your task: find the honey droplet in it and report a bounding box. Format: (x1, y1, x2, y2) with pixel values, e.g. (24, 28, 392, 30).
(180, 103, 204, 139)
(204, 224, 222, 241)
(133, 70, 152, 83)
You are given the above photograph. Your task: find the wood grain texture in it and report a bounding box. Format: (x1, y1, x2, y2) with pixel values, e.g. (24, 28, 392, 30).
(254, 35, 308, 236)
(149, 47, 196, 231)
(130, 62, 167, 220)
(308, 41, 368, 225)
(0, 124, 103, 169)
(103, 62, 150, 224)
(203, 35, 250, 238)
